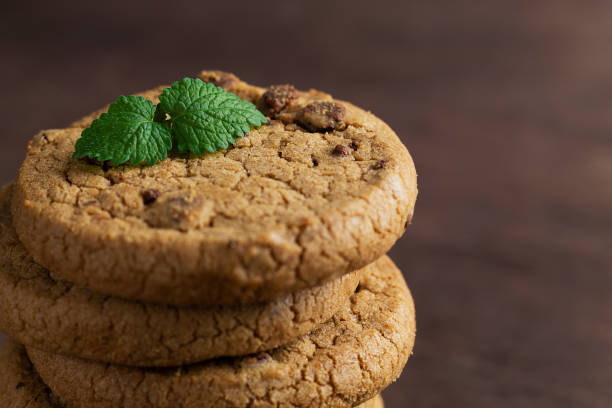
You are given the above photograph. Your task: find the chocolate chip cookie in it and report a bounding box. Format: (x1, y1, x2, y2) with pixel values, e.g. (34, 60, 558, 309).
(12, 71, 417, 306)
(27, 255, 414, 408)
(0, 184, 361, 367)
(1, 340, 385, 407)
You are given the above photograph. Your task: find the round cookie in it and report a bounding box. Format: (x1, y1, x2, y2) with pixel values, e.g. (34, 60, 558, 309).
(12, 71, 417, 306)
(0, 185, 360, 367)
(27, 256, 414, 408)
(0, 341, 385, 408)
(0, 340, 64, 408)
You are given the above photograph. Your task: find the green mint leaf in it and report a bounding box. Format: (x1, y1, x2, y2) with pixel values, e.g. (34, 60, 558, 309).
(73, 96, 172, 166)
(158, 78, 267, 154)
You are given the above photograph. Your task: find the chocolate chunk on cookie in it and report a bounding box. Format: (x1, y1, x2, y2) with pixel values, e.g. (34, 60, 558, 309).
(13, 72, 417, 306)
(145, 190, 214, 231)
(261, 84, 299, 116)
(0, 185, 361, 367)
(142, 188, 160, 205)
(332, 144, 351, 157)
(199, 70, 239, 89)
(28, 256, 414, 408)
(298, 101, 347, 132)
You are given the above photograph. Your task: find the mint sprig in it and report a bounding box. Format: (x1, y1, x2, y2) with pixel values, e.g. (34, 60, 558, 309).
(73, 96, 172, 166)
(73, 78, 267, 166)
(159, 78, 266, 154)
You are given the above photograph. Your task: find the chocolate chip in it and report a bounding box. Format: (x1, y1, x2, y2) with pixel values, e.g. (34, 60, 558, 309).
(297, 101, 346, 132)
(278, 151, 283, 158)
(312, 158, 319, 167)
(332, 145, 350, 157)
(200, 71, 238, 89)
(142, 189, 160, 205)
(372, 160, 386, 170)
(262, 84, 298, 115)
(146, 192, 213, 231)
(349, 141, 360, 151)
(15, 382, 24, 389)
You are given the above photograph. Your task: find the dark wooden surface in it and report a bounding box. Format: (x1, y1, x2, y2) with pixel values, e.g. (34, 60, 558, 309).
(2, 1, 611, 406)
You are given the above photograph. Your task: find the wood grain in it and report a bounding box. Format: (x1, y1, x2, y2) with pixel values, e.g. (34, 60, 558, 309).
(1, 1, 611, 406)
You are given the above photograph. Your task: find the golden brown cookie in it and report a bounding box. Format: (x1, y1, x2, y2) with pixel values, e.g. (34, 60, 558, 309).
(0, 340, 385, 408)
(28, 256, 414, 408)
(0, 185, 360, 367)
(0, 340, 64, 408)
(12, 71, 417, 306)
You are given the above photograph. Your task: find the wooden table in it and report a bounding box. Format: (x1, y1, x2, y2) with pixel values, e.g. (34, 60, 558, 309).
(1, 1, 610, 406)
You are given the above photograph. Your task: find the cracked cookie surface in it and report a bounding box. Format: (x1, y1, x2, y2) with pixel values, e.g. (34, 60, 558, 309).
(0, 185, 359, 367)
(0, 340, 66, 408)
(0, 341, 383, 408)
(13, 71, 417, 306)
(27, 256, 414, 408)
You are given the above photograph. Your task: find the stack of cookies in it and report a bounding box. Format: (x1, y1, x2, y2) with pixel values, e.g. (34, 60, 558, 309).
(0, 71, 418, 408)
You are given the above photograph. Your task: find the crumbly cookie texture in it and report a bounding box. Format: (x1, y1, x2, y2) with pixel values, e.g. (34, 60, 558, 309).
(13, 70, 417, 306)
(0, 340, 383, 408)
(0, 184, 360, 367)
(0, 341, 66, 408)
(28, 256, 414, 408)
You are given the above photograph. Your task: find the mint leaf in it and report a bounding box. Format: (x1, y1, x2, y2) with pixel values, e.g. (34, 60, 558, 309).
(73, 96, 172, 166)
(72, 78, 268, 167)
(158, 78, 267, 154)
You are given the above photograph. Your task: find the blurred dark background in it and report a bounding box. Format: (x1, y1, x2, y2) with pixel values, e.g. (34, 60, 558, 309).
(1, 1, 611, 407)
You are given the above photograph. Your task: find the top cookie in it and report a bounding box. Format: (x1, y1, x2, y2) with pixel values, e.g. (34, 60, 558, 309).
(12, 71, 417, 306)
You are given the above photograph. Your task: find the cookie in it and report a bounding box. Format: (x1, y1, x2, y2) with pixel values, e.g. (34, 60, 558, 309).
(12, 71, 417, 306)
(0, 340, 63, 408)
(360, 395, 384, 408)
(0, 184, 360, 367)
(0, 341, 383, 408)
(27, 256, 414, 408)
